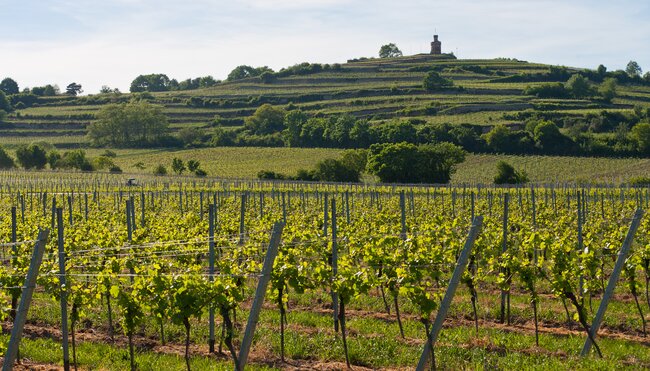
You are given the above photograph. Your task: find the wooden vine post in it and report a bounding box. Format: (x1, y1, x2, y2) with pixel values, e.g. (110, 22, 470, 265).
(416, 216, 483, 371)
(3, 229, 50, 371)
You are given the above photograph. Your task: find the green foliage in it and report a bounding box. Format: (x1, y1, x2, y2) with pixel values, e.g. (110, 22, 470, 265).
(153, 164, 167, 176)
(379, 43, 403, 58)
(598, 78, 617, 103)
(31, 84, 59, 96)
(628, 176, 650, 186)
(367, 142, 465, 183)
(0, 90, 9, 113)
(194, 168, 207, 177)
(56, 150, 94, 171)
(227, 65, 273, 81)
(0, 146, 15, 169)
(187, 160, 200, 172)
(15, 144, 47, 169)
(626, 61, 642, 77)
(493, 160, 528, 184)
(130, 74, 172, 92)
(523, 83, 569, 98)
(244, 104, 286, 135)
(0, 78, 19, 95)
(312, 158, 360, 182)
(423, 71, 453, 91)
(90, 101, 169, 147)
(565, 74, 593, 98)
(65, 82, 83, 96)
(631, 122, 650, 154)
(171, 158, 186, 174)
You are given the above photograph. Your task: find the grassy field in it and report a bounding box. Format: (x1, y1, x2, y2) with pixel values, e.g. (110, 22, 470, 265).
(13, 146, 643, 184)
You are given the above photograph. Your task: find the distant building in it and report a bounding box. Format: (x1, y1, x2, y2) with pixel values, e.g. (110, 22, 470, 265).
(430, 35, 442, 55)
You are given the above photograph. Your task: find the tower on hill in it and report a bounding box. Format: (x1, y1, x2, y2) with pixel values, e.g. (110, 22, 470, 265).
(430, 35, 441, 55)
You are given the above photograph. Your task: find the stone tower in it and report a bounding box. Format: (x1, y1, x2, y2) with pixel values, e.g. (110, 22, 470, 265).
(430, 35, 441, 55)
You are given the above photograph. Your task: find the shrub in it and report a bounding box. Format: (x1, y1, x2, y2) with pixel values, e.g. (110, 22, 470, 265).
(312, 158, 360, 182)
(153, 164, 167, 176)
(494, 161, 529, 184)
(194, 169, 207, 177)
(423, 71, 453, 91)
(109, 165, 123, 173)
(15, 144, 47, 170)
(257, 170, 287, 180)
(0, 147, 15, 169)
(366, 142, 465, 183)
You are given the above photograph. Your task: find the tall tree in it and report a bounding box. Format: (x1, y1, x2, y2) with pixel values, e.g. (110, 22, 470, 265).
(379, 43, 403, 58)
(0, 78, 19, 95)
(66, 82, 83, 96)
(130, 74, 172, 92)
(626, 61, 642, 77)
(90, 101, 168, 147)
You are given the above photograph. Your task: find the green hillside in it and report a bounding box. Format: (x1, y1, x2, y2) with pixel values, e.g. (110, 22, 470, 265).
(3, 53, 649, 149)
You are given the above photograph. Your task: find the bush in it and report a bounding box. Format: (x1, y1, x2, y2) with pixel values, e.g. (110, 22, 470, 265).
(0, 147, 15, 169)
(102, 149, 117, 158)
(257, 170, 287, 180)
(312, 158, 360, 182)
(15, 144, 47, 170)
(153, 165, 167, 176)
(194, 169, 207, 177)
(109, 165, 123, 173)
(423, 71, 453, 91)
(366, 142, 465, 183)
(494, 161, 529, 184)
(57, 150, 94, 171)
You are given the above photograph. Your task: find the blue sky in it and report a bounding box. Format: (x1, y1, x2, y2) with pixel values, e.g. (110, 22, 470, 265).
(1, 0, 648, 94)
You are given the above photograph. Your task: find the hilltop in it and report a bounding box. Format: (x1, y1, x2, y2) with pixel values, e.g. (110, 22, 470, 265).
(2, 53, 649, 150)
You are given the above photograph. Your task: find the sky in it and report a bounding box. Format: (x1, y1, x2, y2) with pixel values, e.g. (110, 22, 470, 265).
(1, 0, 648, 94)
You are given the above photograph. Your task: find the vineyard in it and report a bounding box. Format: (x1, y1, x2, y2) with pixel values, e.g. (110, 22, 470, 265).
(1, 174, 650, 369)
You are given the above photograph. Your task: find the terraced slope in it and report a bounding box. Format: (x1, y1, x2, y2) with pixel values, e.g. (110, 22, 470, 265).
(2, 54, 649, 148)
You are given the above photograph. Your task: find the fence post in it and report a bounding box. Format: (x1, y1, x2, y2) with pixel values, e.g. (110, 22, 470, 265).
(57, 208, 71, 371)
(331, 198, 339, 332)
(500, 193, 509, 324)
(238, 221, 285, 370)
(3, 228, 50, 371)
(208, 204, 216, 353)
(416, 216, 483, 371)
(581, 209, 644, 356)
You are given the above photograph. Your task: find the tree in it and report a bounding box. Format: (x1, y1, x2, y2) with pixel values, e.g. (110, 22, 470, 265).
(494, 161, 528, 184)
(565, 74, 593, 98)
(0, 146, 15, 169)
(379, 43, 402, 58)
(644, 72, 650, 83)
(0, 78, 19, 95)
(171, 158, 186, 174)
(15, 144, 47, 170)
(631, 122, 650, 154)
(533, 121, 566, 151)
(598, 78, 617, 103)
(244, 104, 286, 135)
(66, 82, 83, 96)
(0, 91, 10, 113)
(596, 64, 607, 77)
(366, 142, 465, 183)
(90, 101, 169, 147)
(227, 65, 273, 81)
(311, 158, 360, 182)
(626, 61, 642, 77)
(130, 74, 172, 92)
(423, 71, 453, 91)
(153, 164, 167, 176)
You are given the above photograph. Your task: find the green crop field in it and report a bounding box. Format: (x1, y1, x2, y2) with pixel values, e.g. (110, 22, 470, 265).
(1, 174, 650, 370)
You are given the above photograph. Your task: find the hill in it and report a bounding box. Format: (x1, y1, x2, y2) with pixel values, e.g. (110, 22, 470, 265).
(2, 53, 649, 150)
